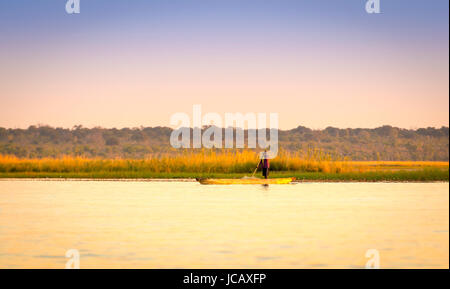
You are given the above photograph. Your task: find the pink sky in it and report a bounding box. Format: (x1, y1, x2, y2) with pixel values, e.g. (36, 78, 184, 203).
(0, 1, 448, 130)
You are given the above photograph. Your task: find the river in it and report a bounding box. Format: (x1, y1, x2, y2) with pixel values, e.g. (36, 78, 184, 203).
(0, 180, 448, 268)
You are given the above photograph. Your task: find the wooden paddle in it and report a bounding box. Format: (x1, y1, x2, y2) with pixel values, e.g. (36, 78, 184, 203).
(251, 160, 260, 177)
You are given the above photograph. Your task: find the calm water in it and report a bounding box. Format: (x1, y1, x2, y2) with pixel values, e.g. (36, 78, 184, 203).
(0, 180, 448, 269)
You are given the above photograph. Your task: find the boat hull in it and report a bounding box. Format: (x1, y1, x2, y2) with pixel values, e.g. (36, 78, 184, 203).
(197, 178, 295, 185)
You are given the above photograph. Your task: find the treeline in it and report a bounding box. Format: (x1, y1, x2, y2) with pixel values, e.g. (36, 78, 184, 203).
(0, 125, 448, 161)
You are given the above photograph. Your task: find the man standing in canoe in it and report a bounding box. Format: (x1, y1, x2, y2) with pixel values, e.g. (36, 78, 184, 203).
(259, 150, 270, 179)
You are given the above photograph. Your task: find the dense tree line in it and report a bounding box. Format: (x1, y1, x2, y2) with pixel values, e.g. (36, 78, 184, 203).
(0, 125, 448, 160)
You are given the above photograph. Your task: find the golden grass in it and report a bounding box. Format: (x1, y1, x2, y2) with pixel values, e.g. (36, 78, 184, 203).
(346, 161, 449, 172)
(0, 151, 448, 175)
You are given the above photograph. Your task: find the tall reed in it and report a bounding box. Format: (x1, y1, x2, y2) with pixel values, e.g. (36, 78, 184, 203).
(0, 150, 447, 174)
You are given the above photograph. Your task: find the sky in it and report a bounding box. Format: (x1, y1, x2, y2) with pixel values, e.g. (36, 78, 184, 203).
(0, 0, 448, 130)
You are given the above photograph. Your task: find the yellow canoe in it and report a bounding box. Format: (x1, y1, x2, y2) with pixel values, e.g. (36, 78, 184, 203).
(197, 178, 295, 185)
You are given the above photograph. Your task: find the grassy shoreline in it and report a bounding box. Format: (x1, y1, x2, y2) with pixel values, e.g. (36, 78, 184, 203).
(0, 169, 448, 182)
(0, 154, 448, 182)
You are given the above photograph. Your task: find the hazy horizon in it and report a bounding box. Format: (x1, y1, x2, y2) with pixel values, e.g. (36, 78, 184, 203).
(1, 0, 448, 130)
(1, 122, 448, 131)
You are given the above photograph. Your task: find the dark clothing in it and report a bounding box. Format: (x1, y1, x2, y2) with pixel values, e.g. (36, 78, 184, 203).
(259, 157, 270, 179)
(259, 158, 270, 169)
(262, 167, 269, 179)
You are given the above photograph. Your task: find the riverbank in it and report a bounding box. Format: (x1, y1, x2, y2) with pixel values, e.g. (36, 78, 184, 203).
(0, 154, 448, 182)
(0, 168, 448, 182)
